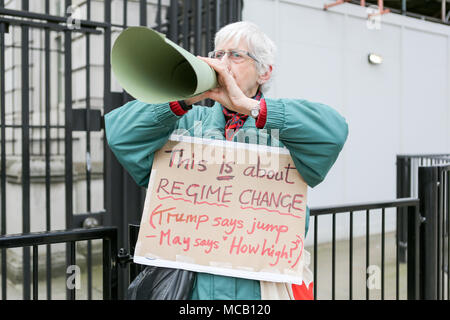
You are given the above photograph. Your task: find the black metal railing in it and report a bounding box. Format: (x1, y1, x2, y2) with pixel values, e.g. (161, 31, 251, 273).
(123, 198, 421, 300)
(397, 154, 450, 200)
(0, 0, 110, 301)
(309, 198, 421, 300)
(0, 226, 118, 300)
(418, 164, 449, 300)
(397, 154, 450, 300)
(1, 0, 242, 301)
(397, 155, 450, 263)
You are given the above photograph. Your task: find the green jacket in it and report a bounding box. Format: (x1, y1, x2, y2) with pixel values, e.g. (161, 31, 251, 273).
(104, 98, 348, 299)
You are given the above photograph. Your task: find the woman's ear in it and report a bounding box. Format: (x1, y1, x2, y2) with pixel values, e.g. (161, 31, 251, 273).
(258, 65, 273, 85)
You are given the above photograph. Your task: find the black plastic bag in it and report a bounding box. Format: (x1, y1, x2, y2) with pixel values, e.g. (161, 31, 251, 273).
(127, 266, 196, 300)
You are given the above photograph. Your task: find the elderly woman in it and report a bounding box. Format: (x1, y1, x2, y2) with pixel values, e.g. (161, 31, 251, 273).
(105, 21, 348, 300)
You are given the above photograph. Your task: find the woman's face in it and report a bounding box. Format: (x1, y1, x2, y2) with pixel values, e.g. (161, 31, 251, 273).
(215, 38, 261, 98)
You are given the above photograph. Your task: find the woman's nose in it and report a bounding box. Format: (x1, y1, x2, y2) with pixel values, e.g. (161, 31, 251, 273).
(222, 55, 232, 70)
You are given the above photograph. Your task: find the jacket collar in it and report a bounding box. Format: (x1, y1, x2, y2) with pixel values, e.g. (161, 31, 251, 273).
(208, 90, 264, 139)
(207, 101, 258, 141)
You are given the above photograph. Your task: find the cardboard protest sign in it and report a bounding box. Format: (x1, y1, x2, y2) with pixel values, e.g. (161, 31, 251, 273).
(133, 135, 308, 284)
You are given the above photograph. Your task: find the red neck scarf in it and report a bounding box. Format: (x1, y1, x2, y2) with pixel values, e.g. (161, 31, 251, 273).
(222, 90, 263, 141)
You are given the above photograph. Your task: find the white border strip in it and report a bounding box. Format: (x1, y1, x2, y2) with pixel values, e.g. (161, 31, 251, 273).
(133, 255, 303, 285)
(168, 134, 291, 155)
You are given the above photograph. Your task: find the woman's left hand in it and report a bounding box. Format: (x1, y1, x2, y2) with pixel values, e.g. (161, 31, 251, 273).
(197, 56, 252, 114)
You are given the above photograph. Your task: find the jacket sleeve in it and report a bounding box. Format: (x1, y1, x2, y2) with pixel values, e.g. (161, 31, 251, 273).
(104, 100, 204, 188)
(262, 98, 349, 188)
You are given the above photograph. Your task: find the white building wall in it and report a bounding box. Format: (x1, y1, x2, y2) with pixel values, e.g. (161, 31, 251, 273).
(243, 0, 450, 245)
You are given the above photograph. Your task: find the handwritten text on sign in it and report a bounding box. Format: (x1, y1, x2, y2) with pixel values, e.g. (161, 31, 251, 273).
(133, 136, 308, 284)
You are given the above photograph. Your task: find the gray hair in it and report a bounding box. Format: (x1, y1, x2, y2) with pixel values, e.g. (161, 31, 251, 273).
(214, 21, 276, 93)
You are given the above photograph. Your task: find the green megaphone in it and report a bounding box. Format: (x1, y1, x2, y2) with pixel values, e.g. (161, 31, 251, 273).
(111, 26, 218, 104)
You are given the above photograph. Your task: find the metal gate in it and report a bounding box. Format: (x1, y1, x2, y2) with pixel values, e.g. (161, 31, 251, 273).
(397, 154, 450, 299)
(0, 0, 242, 300)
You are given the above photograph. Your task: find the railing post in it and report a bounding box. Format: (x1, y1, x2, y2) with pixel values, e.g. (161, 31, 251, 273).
(407, 204, 421, 300)
(418, 166, 439, 299)
(128, 224, 142, 283)
(397, 156, 411, 263)
(102, 232, 120, 300)
(103, 0, 128, 300)
(110, 229, 119, 300)
(168, 0, 178, 41)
